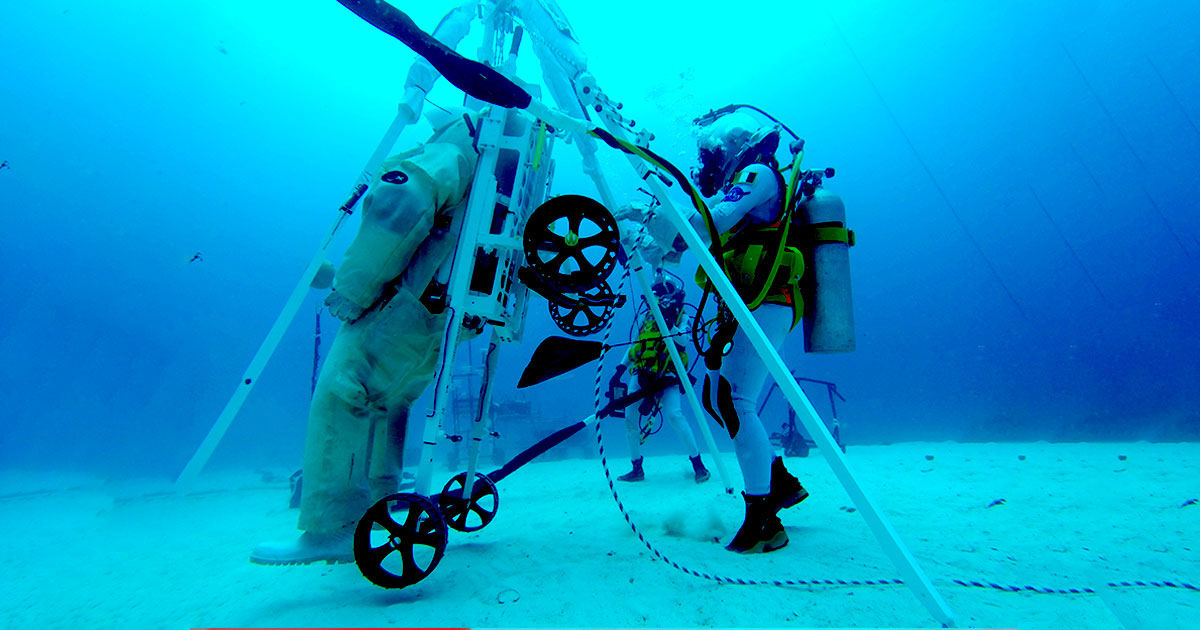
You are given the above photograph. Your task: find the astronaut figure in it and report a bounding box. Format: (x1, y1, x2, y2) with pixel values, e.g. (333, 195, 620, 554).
(252, 113, 479, 565)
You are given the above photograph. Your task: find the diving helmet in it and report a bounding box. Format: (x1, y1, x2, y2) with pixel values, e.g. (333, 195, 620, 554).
(650, 270, 686, 321)
(692, 110, 782, 197)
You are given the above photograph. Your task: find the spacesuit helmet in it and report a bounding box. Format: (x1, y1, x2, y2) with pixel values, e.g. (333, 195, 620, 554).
(650, 270, 686, 322)
(692, 110, 782, 198)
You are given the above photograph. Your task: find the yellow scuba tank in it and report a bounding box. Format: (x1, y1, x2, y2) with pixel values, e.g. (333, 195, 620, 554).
(796, 189, 855, 353)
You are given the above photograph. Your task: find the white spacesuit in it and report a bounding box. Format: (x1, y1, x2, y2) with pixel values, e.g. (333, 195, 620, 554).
(252, 115, 479, 565)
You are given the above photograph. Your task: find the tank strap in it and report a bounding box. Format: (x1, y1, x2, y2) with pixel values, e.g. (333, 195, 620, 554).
(811, 226, 855, 246)
(800, 221, 855, 246)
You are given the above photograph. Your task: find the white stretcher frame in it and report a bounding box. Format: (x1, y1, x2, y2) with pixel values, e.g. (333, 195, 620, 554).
(176, 1, 956, 625)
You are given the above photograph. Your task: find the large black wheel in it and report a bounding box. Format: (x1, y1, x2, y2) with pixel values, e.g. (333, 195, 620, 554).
(354, 493, 448, 589)
(524, 195, 619, 292)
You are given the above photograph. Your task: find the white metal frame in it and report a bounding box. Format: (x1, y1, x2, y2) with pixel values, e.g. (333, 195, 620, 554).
(177, 1, 956, 625)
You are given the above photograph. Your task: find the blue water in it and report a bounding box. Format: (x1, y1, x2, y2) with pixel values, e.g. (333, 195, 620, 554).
(0, 0, 1197, 479)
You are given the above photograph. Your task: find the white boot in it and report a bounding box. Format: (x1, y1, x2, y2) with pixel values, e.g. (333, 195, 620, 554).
(250, 529, 354, 565)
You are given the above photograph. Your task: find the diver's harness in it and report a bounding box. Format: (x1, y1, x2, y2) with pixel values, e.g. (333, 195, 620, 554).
(611, 306, 694, 438)
(689, 131, 852, 439)
(695, 150, 847, 368)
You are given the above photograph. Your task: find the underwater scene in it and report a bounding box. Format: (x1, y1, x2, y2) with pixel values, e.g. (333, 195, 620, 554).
(1, 1, 1197, 628)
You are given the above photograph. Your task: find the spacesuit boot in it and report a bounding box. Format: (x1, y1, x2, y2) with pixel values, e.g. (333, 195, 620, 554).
(250, 527, 355, 565)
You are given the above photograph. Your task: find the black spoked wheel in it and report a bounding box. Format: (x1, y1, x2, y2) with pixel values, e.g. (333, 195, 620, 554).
(549, 281, 616, 337)
(438, 472, 499, 532)
(524, 195, 619, 292)
(354, 493, 448, 589)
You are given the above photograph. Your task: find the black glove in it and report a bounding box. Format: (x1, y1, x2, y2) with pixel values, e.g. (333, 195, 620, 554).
(609, 363, 628, 390)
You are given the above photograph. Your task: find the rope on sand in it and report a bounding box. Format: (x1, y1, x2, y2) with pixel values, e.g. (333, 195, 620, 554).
(588, 256, 1197, 596)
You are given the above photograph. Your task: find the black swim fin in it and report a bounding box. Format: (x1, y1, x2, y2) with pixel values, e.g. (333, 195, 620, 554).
(335, 0, 531, 109)
(517, 336, 604, 388)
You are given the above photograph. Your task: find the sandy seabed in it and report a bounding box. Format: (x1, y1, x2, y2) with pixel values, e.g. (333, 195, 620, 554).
(1, 441, 1196, 630)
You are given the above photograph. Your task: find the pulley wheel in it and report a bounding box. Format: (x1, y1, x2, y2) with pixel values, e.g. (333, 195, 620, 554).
(549, 281, 616, 337)
(354, 493, 448, 589)
(438, 472, 499, 532)
(524, 195, 619, 292)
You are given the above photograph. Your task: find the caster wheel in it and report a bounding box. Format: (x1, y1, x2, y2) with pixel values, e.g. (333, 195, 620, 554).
(439, 472, 499, 532)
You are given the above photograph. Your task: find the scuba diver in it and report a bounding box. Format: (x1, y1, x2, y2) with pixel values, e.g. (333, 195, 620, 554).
(683, 107, 851, 553)
(251, 111, 480, 565)
(609, 270, 711, 484)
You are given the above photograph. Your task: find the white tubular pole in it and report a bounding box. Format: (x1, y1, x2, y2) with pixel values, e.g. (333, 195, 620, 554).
(460, 329, 501, 518)
(530, 80, 954, 622)
(175, 0, 486, 488)
(414, 105, 505, 498)
(659, 202, 957, 628)
(540, 111, 732, 490)
(626, 252, 735, 493)
(508, 4, 953, 621)
(517, 16, 737, 486)
(570, 101, 953, 624)
(175, 111, 414, 489)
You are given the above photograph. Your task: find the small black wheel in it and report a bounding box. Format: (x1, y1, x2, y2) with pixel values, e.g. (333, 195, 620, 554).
(354, 493, 448, 589)
(438, 472, 499, 532)
(524, 195, 619, 292)
(549, 281, 616, 337)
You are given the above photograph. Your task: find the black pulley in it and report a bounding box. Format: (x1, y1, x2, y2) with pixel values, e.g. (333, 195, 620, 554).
(354, 493, 449, 589)
(438, 472, 499, 532)
(549, 280, 617, 336)
(523, 195, 619, 292)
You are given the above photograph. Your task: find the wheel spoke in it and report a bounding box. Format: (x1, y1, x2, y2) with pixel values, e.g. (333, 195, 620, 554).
(546, 249, 570, 272)
(571, 251, 597, 274)
(567, 209, 583, 235)
(402, 503, 424, 531)
(577, 233, 614, 248)
(377, 512, 407, 538)
(414, 529, 444, 549)
(362, 540, 394, 567)
(365, 502, 406, 538)
(583, 306, 605, 327)
(470, 502, 492, 520)
(538, 233, 565, 252)
(398, 543, 423, 579)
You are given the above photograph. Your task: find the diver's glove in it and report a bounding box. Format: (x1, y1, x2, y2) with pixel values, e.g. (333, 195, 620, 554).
(612, 202, 648, 223)
(606, 364, 630, 418)
(609, 363, 628, 390)
(664, 234, 688, 264)
(614, 203, 685, 266)
(325, 290, 368, 322)
(617, 218, 668, 266)
(643, 208, 683, 256)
